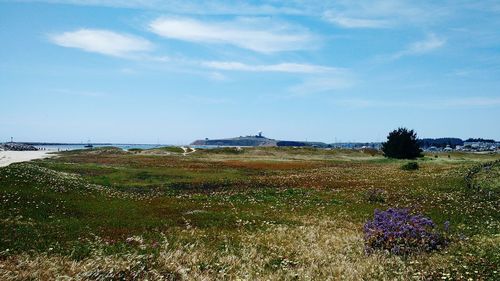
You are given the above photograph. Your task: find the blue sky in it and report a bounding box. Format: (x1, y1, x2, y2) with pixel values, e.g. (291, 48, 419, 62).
(1, 0, 500, 144)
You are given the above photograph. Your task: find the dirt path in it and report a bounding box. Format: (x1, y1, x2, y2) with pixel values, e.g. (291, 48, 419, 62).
(180, 146, 197, 156)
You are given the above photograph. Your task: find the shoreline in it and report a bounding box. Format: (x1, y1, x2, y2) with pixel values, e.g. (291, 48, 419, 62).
(0, 151, 56, 167)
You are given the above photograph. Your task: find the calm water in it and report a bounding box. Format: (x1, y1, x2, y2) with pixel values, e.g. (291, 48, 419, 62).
(34, 144, 224, 151)
(35, 144, 169, 151)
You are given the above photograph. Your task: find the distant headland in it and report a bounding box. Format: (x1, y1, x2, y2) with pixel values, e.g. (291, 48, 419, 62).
(191, 132, 330, 148)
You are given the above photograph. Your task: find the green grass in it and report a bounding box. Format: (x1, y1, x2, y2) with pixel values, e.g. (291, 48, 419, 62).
(0, 148, 498, 279)
(155, 146, 185, 153)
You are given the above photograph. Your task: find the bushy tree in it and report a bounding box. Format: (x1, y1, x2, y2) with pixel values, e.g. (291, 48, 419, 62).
(382, 128, 422, 159)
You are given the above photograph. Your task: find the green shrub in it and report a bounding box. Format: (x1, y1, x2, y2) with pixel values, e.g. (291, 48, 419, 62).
(365, 188, 386, 203)
(401, 162, 419, 171)
(158, 146, 185, 153)
(202, 147, 244, 154)
(69, 243, 93, 261)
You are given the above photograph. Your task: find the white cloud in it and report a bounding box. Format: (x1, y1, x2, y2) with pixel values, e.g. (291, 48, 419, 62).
(21, 0, 308, 15)
(335, 97, 500, 109)
(52, 88, 108, 97)
(323, 12, 389, 28)
(119, 68, 137, 74)
(202, 61, 340, 74)
(25, 0, 157, 9)
(16, 0, 474, 28)
(207, 72, 227, 81)
(49, 29, 153, 57)
(321, 1, 451, 29)
(335, 99, 411, 108)
(149, 17, 315, 53)
(405, 34, 445, 54)
(391, 34, 445, 59)
(447, 69, 473, 77)
(290, 77, 354, 94)
(445, 97, 500, 107)
(184, 94, 230, 105)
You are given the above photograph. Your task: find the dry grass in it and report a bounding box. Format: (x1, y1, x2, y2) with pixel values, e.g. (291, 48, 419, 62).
(0, 217, 421, 280)
(5, 214, 492, 280)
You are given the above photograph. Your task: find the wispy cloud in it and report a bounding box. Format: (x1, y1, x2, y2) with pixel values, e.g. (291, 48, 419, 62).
(447, 69, 473, 77)
(323, 11, 389, 28)
(119, 67, 139, 75)
(444, 97, 500, 107)
(17, 0, 475, 29)
(289, 76, 354, 95)
(391, 33, 445, 59)
(184, 94, 231, 105)
(52, 88, 108, 98)
(49, 29, 153, 57)
(207, 72, 227, 81)
(322, 1, 447, 28)
(336, 97, 500, 109)
(22, 0, 159, 10)
(149, 17, 315, 53)
(202, 61, 340, 74)
(201, 60, 352, 94)
(20, 0, 308, 15)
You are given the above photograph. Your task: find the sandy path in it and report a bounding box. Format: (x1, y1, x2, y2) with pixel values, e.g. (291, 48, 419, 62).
(180, 146, 197, 156)
(0, 151, 56, 167)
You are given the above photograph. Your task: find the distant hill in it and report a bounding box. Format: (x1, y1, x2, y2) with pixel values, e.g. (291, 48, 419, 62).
(191, 135, 277, 147)
(191, 134, 329, 148)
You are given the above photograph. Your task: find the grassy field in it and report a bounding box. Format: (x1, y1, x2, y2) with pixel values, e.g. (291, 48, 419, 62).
(0, 147, 499, 280)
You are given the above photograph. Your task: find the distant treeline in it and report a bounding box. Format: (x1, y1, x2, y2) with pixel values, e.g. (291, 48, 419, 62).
(464, 138, 496, 143)
(277, 141, 330, 148)
(417, 138, 464, 148)
(418, 137, 498, 148)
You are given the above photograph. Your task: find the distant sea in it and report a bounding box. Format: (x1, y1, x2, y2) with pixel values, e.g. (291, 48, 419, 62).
(34, 144, 169, 151)
(33, 144, 224, 151)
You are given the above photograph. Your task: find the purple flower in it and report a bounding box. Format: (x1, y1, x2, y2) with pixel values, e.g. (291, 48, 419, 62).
(364, 208, 447, 255)
(443, 221, 450, 232)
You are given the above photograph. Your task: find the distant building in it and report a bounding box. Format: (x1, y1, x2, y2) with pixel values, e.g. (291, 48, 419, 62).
(463, 141, 499, 152)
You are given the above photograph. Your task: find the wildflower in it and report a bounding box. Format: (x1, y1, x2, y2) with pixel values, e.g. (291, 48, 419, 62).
(443, 221, 450, 232)
(364, 208, 447, 255)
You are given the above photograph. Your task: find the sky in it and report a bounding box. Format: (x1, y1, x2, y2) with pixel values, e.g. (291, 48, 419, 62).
(1, 0, 500, 144)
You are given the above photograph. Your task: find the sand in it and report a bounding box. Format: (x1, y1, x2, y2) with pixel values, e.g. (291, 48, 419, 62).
(0, 151, 56, 167)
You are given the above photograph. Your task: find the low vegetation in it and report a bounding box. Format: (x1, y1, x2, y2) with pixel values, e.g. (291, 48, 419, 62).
(154, 146, 185, 153)
(0, 147, 498, 280)
(401, 161, 419, 171)
(365, 188, 386, 203)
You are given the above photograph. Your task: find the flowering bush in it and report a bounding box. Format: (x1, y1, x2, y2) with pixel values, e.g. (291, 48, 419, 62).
(364, 208, 447, 255)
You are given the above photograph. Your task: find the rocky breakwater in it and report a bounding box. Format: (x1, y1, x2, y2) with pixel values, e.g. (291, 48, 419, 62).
(1, 142, 38, 151)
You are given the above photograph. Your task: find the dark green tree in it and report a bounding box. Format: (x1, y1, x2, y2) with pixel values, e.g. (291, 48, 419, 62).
(382, 128, 422, 159)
